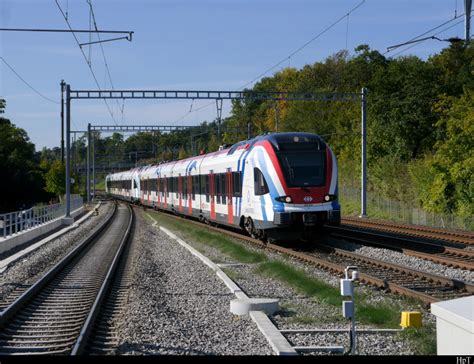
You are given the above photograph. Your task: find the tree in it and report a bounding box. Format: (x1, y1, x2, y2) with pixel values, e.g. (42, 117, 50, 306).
(44, 160, 79, 201)
(0, 114, 52, 212)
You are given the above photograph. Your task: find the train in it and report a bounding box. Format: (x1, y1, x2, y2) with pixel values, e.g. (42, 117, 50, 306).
(105, 132, 341, 241)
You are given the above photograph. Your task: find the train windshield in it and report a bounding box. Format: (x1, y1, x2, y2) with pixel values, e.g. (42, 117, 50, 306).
(276, 142, 326, 187)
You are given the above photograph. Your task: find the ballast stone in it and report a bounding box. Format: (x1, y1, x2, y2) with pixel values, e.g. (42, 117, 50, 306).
(230, 298, 279, 316)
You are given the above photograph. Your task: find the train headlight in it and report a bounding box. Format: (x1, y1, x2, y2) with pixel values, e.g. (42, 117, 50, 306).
(276, 196, 293, 203)
(324, 194, 337, 202)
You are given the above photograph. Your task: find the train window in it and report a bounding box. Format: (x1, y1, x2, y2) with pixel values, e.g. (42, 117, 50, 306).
(215, 174, 221, 204)
(232, 172, 242, 197)
(277, 150, 326, 187)
(254, 168, 269, 196)
(205, 175, 210, 202)
(182, 176, 187, 199)
(192, 176, 198, 200)
(222, 174, 226, 203)
(200, 175, 205, 195)
(221, 174, 227, 205)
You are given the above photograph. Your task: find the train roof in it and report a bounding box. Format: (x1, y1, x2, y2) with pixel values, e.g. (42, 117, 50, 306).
(106, 132, 326, 179)
(227, 132, 326, 154)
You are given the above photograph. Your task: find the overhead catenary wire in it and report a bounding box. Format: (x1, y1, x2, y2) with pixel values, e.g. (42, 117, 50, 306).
(172, 1, 365, 126)
(0, 56, 82, 130)
(390, 18, 465, 57)
(384, 11, 469, 55)
(238, 0, 365, 90)
(87, 0, 124, 122)
(0, 56, 60, 104)
(54, 0, 118, 126)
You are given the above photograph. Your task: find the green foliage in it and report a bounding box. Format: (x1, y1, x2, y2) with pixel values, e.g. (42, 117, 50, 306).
(148, 211, 266, 263)
(410, 88, 474, 217)
(256, 261, 342, 306)
(44, 160, 66, 197)
(399, 324, 437, 355)
(355, 302, 400, 327)
(0, 115, 52, 212)
(35, 42, 472, 220)
(44, 160, 79, 200)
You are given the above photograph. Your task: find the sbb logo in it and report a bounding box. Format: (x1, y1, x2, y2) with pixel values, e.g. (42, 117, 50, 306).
(303, 196, 313, 202)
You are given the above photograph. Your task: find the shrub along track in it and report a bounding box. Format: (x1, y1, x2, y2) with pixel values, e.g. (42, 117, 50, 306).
(0, 203, 134, 355)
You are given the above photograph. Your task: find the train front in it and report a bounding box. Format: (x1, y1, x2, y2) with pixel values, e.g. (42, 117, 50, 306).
(266, 133, 341, 239)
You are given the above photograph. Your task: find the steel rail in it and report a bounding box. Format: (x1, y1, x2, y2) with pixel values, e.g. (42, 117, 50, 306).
(0, 202, 118, 327)
(133, 204, 473, 305)
(0, 202, 134, 355)
(341, 217, 474, 246)
(71, 204, 134, 355)
(327, 226, 474, 271)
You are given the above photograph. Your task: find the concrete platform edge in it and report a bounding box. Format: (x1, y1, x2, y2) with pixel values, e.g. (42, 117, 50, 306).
(155, 217, 297, 356)
(0, 202, 101, 271)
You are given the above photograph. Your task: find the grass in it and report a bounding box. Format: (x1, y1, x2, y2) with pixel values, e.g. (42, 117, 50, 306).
(355, 302, 400, 327)
(221, 267, 245, 281)
(340, 194, 396, 220)
(256, 260, 342, 307)
(399, 324, 437, 355)
(147, 209, 433, 345)
(148, 211, 266, 264)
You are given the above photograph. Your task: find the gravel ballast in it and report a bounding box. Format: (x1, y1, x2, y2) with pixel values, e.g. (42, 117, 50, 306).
(328, 238, 474, 283)
(0, 202, 114, 303)
(115, 211, 273, 355)
(141, 211, 434, 355)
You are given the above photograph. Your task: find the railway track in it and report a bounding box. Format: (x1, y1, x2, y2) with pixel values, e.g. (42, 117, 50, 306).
(326, 225, 474, 271)
(139, 206, 473, 305)
(0, 202, 133, 355)
(341, 217, 474, 247)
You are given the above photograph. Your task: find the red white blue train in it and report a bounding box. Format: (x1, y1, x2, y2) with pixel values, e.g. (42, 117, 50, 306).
(106, 132, 340, 241)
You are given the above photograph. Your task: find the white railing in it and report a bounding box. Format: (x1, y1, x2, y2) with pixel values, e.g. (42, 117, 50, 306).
(0, 195, 83, 239)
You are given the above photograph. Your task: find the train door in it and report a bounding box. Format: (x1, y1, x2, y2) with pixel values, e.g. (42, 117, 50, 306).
(210, 171, 216, 220)
(157, 178, 161, 207)
(164, 176, 168, 208)
(188, 175, 193, 214)
(178, 175, 183, 212)
(133, 175, 140, 202)
(226, 169, 233, 224)
(147, 178, 150, 205)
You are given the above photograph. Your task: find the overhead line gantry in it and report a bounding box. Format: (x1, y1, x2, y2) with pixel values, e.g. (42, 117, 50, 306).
(62, 83, 368, 222)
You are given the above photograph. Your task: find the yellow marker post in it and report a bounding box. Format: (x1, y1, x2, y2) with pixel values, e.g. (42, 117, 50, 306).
(400, 311, 422, 328)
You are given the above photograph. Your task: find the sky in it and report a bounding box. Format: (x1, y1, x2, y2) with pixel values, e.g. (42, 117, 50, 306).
(0, 0, 470, 150)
